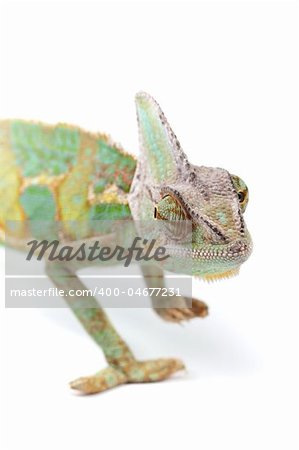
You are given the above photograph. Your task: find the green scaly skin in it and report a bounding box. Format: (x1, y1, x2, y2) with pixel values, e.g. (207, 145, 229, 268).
(0, 93, 252, 394)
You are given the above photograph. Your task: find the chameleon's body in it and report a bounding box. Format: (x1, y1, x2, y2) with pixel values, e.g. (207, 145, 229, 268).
(0, 93, 252, 394)
(0, 119, 135, 244)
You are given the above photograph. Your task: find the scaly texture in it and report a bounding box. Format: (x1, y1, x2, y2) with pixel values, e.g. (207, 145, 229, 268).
(0, 119, 136, 242)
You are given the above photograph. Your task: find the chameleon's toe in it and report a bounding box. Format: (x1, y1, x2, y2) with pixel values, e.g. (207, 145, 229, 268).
(156, 298, 208, 323)
(70, 366, 128, 395)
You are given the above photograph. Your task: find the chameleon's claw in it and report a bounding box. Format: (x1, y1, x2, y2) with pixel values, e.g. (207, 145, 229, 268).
(156, 298, 209, 323)
(190, 298, 209, 318)
(70, 358, 185, 395)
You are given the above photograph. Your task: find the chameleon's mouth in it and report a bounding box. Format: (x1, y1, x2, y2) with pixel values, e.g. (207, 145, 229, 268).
(191, 239, 252, 263)
(164, 237, 252, 278)
(167, 238, 252, 262)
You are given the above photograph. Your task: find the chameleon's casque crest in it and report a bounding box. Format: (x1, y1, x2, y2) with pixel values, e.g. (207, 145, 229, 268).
(135, 91, 188, 183)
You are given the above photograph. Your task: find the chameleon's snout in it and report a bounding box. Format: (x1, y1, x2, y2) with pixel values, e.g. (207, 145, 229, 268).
(226, 238, 253, 262)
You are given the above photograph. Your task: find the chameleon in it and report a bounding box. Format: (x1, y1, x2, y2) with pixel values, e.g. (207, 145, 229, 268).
(0, 92, 252, 394)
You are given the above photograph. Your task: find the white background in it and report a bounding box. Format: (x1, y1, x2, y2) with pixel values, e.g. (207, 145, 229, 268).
(0, 1, 298, 449)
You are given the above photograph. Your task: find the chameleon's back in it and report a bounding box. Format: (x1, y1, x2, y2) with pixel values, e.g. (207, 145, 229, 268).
(0, 120, 136, 247)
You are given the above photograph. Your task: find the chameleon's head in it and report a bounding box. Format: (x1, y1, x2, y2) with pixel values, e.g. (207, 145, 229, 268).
(129, 92, 252, 280)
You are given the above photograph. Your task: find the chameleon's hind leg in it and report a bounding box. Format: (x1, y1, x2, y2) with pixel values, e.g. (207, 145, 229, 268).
(141, 264, 209, 323)
(46, 262, 184, 395)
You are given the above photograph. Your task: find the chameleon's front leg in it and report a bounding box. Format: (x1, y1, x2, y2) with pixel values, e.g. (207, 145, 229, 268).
(141, 264, 209, 323)
(46, 262, 184, 394)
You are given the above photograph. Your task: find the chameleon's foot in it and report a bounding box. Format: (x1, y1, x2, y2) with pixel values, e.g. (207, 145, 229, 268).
(155, 298, 209, 323)
(70, 358, 185, 395)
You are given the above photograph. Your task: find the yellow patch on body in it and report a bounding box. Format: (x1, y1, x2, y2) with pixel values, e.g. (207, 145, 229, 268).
(21, 172, 67, 191)
(88, 183, 128, 205)
(58, 133, 97, 239)
(0, 123, 25, 238)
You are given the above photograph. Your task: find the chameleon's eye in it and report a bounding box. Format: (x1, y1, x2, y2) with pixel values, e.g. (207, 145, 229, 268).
(154, 194, 189, 240)
(237, 188, 248, 212)
(231, 174, 249, 213)
(155, 195, 186, 221)
(238, 191, 245, 203)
